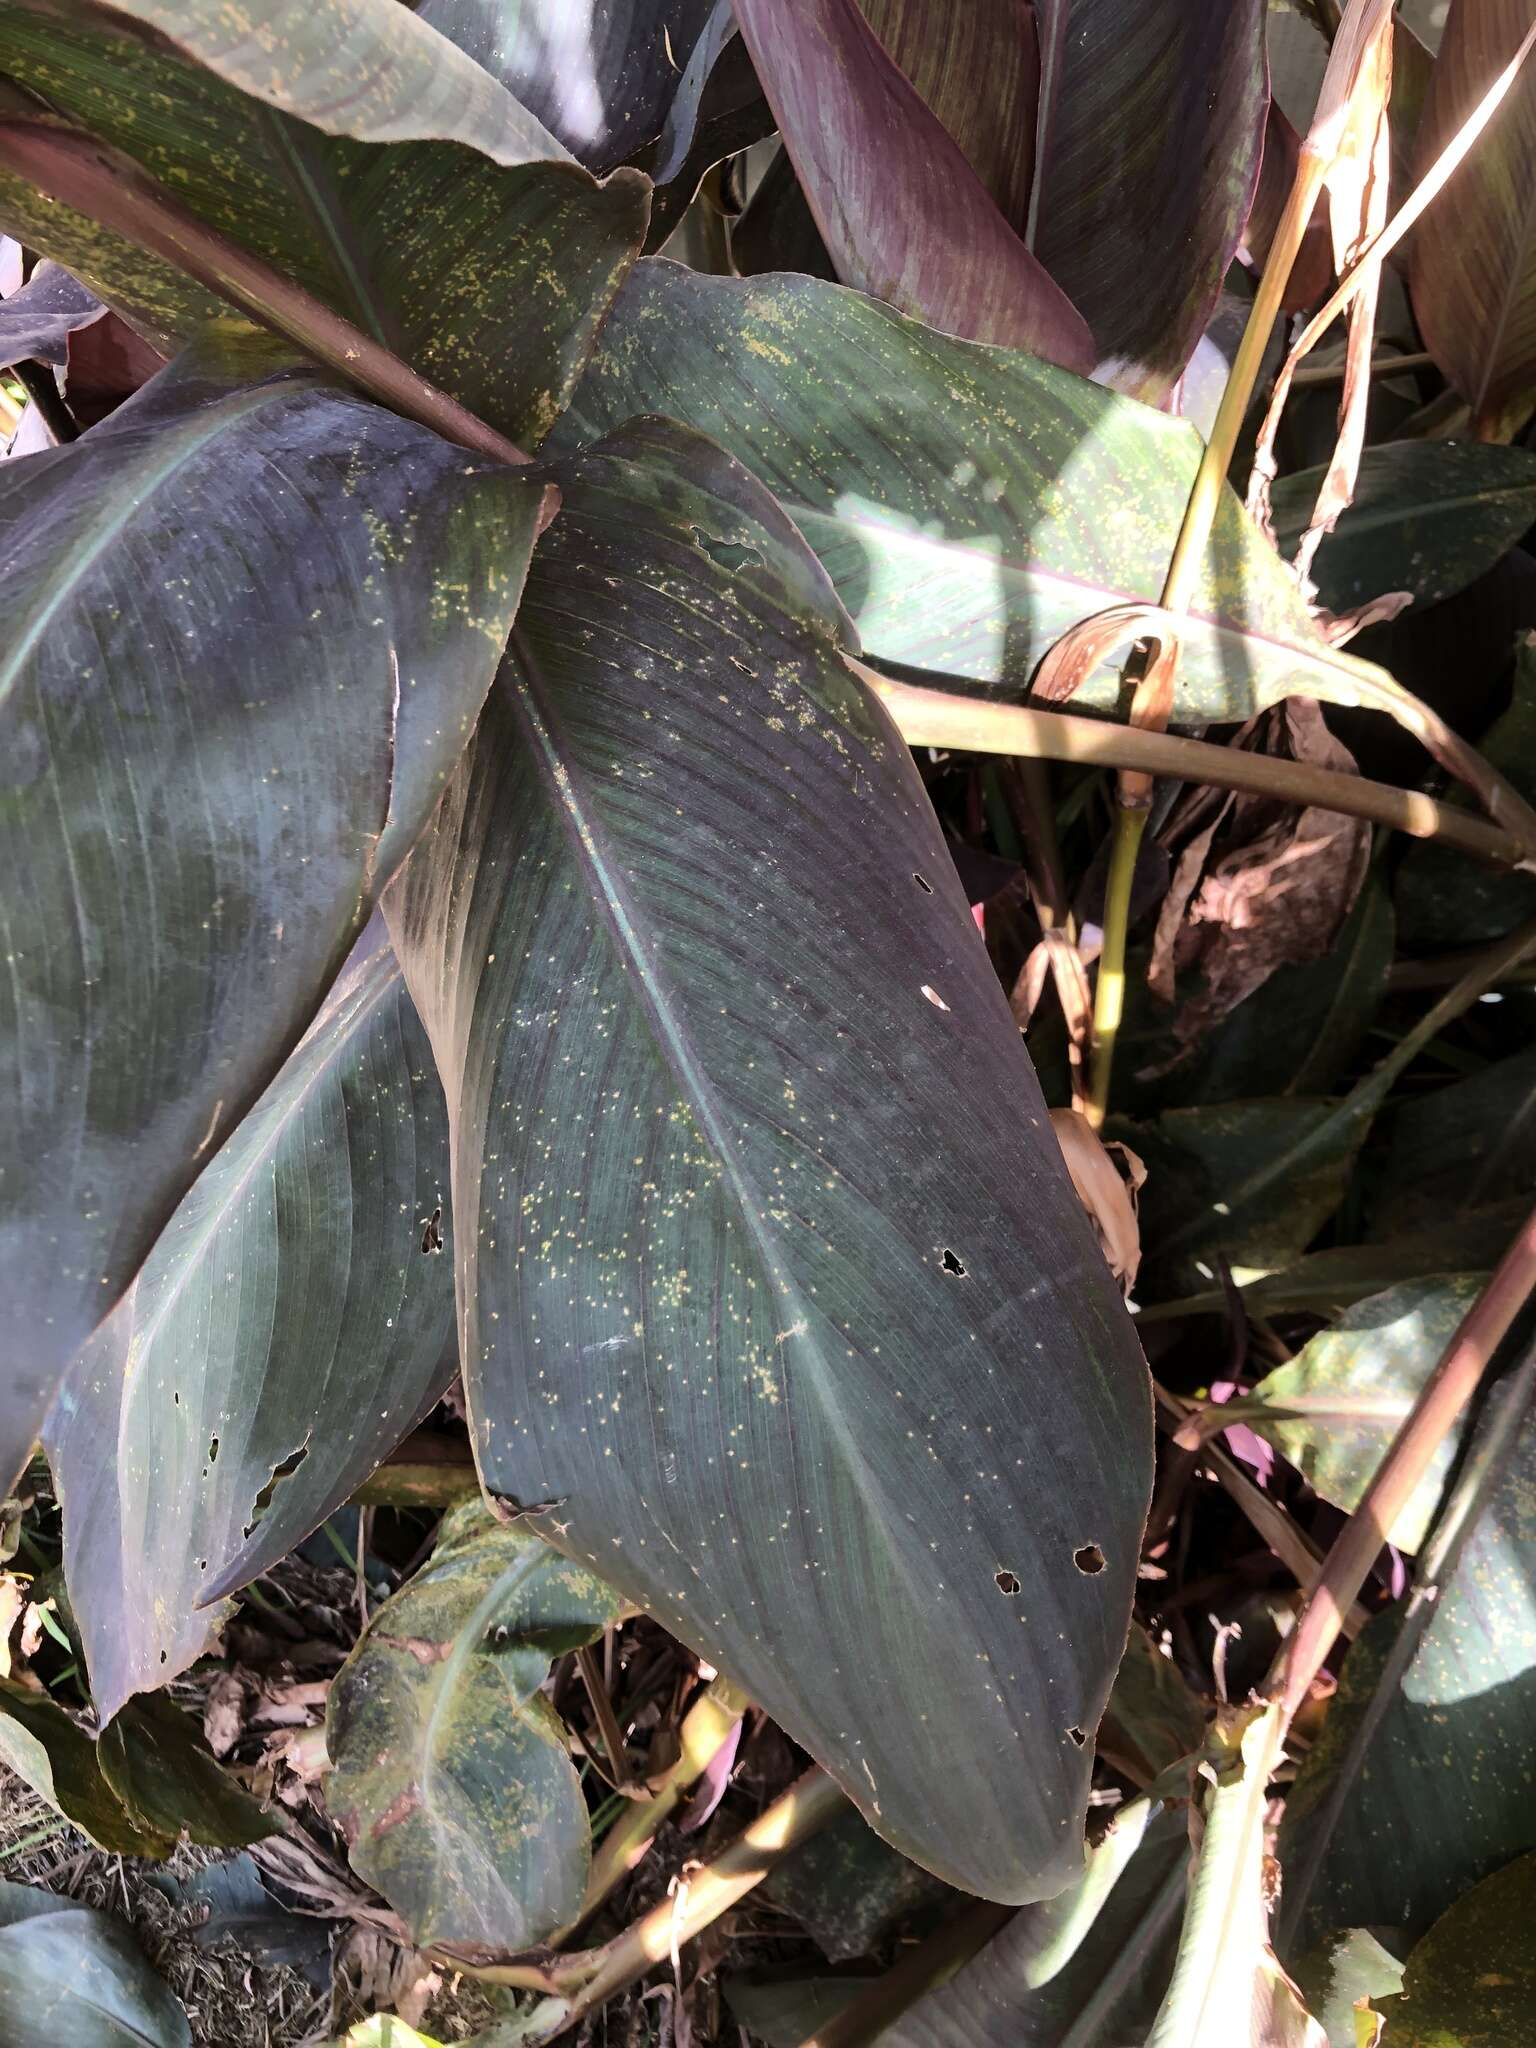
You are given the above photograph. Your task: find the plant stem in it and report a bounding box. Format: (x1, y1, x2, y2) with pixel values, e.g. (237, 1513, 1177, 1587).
(854, 662, 1532, 868)
(350, 1432, 480, 1510)
(572, 1678, 749, 1928)
(575, 1643, 633, 1792)
(472, 1768, 847, 2017)
(1082, 151, 1330, 1122)
(1086, 807, 1146, 1125)
(559, 1769, 844, 2024)
(0, 90, 542, 484)
(1269, 1198, 1536, 1722)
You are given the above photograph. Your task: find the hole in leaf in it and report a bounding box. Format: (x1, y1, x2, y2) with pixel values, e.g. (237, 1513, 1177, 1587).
(1066, 1725, 1085, 1747)
(941, 1248, 967, 1277)
(207, 1435, 219, 1465)
(689, 525, 763, 575)
(995, 1570, 1021, 1595)
(242, 1441, 312, 1541)
(1074, 1544, 1106, 1575)
(920, 984, 950, 1011)
(913, 872, 933, 893)
(159, 1651, 168, 1664)
(420, 1204, 443, 1255)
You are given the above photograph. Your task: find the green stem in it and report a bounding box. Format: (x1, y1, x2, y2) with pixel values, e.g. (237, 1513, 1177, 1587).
(1086, 808, 1146, 1128)
(854, 664, 1531, 869)
(571, 1678, 748, 1930)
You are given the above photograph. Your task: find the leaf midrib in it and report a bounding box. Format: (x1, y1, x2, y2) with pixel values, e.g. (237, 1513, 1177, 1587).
(502, 622, 932, 1574)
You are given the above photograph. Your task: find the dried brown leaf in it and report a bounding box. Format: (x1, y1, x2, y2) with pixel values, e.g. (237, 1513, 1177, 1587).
(1050, 1109, 1145, 1293)
(1146, 701, 1369, 1060)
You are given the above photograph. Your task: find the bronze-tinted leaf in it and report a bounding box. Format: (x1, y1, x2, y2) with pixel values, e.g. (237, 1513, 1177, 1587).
(46, 931, 456, 1720)
(0, 341, 540, 1488)
(730, 0, 1093, 366)
(386, 417, 1153, 1903)
(1411, 0, 1536, 439)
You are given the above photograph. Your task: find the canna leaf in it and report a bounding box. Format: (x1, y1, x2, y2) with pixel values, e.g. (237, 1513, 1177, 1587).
(52, 0, 572, 163)
(0, 3, 648, 445)
(729, 0, 1093, 367)
(96, 1693, 275, 1850)
(1030, 0, 1268, 398)
(417, 0, 720, 173)
(0, 340, 541, 1489)
(1388, 1854, 1536, 2045)
(326, 1502, 623, 1951)
(1272, 440, 1536, 613)
(1241, 1279, 1486, 1554)
(0, 257, 104, 368)
(1281, 1396, 1536, 1948)
(885, 1786, 1188, 2045)
(556, 260, 1395, 723)
(854, 0, 1040, 232)
(0, 1880, 191, 2047)
(385, 416, 1152, 1903)
(46, 929, 456, 1721)
(1410, 0, 1536, 440)
(0, 1679, 172, 1858)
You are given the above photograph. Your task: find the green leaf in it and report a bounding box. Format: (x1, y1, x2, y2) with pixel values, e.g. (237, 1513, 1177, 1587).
(0, 1879, 191, 2047)
(723, 1978, 872, 2048)
(1411, 0, 1536, 439)
(1280, 1398, 1536, 1946)
(1291, 1930, 1404, 2048)
(0, 1679, 171, 1857)
(1371, 1042, 1536, 1242)
(1395, 636, 1536, 951)
(97, 1693, 274, 1851)
(418, 0, 719, 173)
(1099, 1621, 1207, 1786)
(729, 0, 1093, 367)
(50, 0, 572, 162)
(1128, 1098, 1372, 1299)
(0, 257, 104, 367)
(385, 417, 1153, 1903)
(761, 1807, 953, 1963)
(1139, 1199, 1523, 1323)
(883, 1786, 1188, 2045)
(1272, 442, 1536, 614)
(555, 260, 1388, 723)
(1241, 1280, 1485, 1553)
(0, 4, 648, 444)
(1390, 1854, 1536, 2046)
(325, 1502, 622, 1950)
(1030, 0, 1268, 398)
(0, 341, 540, 1489)
(45, 930, 455, 1721)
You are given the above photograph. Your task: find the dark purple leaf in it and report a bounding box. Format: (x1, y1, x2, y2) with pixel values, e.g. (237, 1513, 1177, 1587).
(1032, 0, 1268, 397)
(731, 0, 1094, 366)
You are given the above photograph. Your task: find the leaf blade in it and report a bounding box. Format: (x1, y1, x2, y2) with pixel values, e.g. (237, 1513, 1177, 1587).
(0, 341, 539, 1486)
(386, 418, 1153, 1902)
